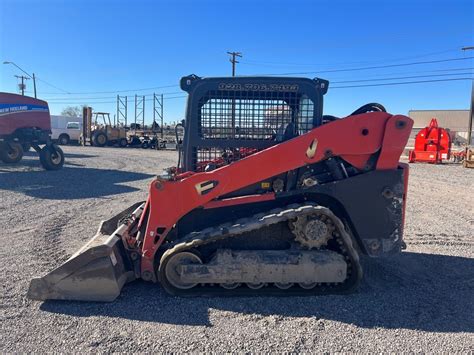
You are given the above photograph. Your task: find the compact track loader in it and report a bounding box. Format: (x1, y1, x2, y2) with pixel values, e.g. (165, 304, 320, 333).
(28, 75, 413, 301)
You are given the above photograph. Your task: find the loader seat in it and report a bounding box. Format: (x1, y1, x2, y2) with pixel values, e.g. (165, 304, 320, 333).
(275, 122, 296, 142)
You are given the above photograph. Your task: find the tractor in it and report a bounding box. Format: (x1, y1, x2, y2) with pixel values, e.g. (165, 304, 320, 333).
(89, 112, 128, 147)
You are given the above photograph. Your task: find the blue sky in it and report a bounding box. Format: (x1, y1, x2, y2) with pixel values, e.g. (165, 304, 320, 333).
(0, 0, 473, 124)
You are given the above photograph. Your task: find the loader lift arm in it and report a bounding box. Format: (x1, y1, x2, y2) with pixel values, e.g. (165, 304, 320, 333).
(134, 112, 412, 280)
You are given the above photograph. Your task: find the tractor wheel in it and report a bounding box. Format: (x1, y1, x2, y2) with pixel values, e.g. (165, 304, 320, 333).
(0, 142, 24, 163)
(92, 132, 107, 147)
(119, 138, 128, 148)
(58, 134, 70, 145)
(39, 145, 64, 170)
(141, 142, 149, 149)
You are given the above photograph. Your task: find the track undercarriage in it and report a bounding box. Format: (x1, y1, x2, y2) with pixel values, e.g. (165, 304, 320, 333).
(159, 203, 362, 295)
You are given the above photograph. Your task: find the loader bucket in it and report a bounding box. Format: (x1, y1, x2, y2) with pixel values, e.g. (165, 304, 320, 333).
(27, 202, 144, 302)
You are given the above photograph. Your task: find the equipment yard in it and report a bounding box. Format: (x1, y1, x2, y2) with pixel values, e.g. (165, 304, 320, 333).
(1, 146, 472, 353)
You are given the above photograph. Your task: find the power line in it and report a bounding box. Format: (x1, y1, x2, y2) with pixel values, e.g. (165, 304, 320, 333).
(35, 76, 71, 94)
(46, 78, 473, 105)
(44, 91, 184, 101)
(46, 95, 125, 101)
(250, 56, 474, 76)
(30, 56, 474, 98)
(160, 91, 182, 96)
(240, 48, 460, 68)
(332, 72, 473, 84)
(155, 95, 186, 100)
(35, 67, 474, 98)
(28, 84, 180, 95)
(327, 66, 474, 79)
(71, 84, 180, 95)
(47, 95, 187, 105)
(41, 68, 474, 101)
(331, 77, 473, 89)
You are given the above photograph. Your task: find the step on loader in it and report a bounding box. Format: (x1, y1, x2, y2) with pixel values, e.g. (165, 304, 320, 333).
(28, 75, 413, 301)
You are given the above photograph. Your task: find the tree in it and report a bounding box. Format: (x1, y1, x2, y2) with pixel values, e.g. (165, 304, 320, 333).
(61, 105, 82, 117)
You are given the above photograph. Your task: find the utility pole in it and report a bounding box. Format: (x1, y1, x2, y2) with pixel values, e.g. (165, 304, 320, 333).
(15, 75, 29, 95)
(161, 93, 164, 139)
(462, 46, 474, 145)
(467, 80, 474, 146)
(227, 51, 242, 136)
(227, 51, 242, 76)
(32, 73, 37, 98)
(4, 62, 37, 98)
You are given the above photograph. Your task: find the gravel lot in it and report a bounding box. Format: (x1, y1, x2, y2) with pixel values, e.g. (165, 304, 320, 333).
(1, 145, 473, 352)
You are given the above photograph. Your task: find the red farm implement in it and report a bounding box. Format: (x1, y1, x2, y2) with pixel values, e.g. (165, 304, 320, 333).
(408, 118, 451, 164)
(0, 92, 64, 169)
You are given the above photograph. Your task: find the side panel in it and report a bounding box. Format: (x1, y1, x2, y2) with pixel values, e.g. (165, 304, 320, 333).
(0, 93, 50, 137)
(175, 168, 407, 257)
(306, 168, 406, 256)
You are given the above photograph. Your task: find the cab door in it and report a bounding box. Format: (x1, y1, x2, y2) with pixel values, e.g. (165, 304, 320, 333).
(66, 122, 81, 141)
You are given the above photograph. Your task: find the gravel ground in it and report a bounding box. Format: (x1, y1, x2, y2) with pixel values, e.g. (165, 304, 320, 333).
(1, 145, 473, 352)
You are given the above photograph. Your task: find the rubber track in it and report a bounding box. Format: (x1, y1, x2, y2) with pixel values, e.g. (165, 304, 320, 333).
(158, 203, 363, 296)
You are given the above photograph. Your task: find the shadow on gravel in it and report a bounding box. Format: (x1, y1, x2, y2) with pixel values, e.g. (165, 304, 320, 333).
(23, 151, 98, 159)
(63, 153, 99, 159)
(0, 166, 154, 199)
(40, 252, 474, 331)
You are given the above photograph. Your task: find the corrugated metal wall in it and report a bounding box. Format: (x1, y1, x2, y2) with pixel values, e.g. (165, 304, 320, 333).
(408, 110, 469, 131)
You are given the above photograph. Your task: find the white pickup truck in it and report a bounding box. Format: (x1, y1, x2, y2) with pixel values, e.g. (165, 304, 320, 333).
(50, 115, 82, 145)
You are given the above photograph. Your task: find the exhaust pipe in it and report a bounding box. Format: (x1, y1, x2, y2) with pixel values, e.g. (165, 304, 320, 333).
(28, 202, 144, 302)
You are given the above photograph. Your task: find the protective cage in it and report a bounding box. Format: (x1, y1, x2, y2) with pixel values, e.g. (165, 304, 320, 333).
(180, 75, 328, 171)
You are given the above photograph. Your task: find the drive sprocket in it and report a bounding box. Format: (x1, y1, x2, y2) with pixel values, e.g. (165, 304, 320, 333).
(291, 214, 335, 249)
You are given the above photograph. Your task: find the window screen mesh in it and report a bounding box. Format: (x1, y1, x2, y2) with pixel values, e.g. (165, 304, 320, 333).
(193, 90, 315, 171)
(198, 91, 314, 140)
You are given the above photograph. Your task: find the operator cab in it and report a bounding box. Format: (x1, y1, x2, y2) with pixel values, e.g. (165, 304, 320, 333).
(179, 75, 329, 172)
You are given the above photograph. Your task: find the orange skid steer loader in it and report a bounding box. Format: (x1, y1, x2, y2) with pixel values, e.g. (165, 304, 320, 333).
(28, 75, 413, 301)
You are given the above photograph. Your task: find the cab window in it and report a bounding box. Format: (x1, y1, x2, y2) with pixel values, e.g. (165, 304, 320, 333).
(67, 122, 80, 129)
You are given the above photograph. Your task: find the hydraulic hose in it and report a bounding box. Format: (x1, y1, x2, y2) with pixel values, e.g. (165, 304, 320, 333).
(350, 103, 387, 116)
(175, 121, 184, 170)
(322, 103, 387, 124)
